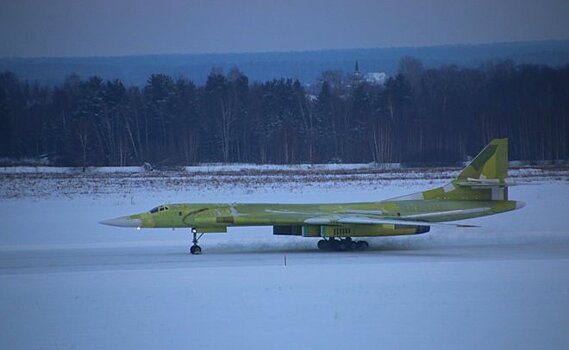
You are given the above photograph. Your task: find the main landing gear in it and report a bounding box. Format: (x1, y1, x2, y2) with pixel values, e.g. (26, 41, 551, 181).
(317, 237, 369, 252)
(189, 230, 204, 255)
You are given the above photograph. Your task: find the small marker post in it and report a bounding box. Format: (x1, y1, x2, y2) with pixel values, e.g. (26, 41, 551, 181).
(284, 254, 287, 267)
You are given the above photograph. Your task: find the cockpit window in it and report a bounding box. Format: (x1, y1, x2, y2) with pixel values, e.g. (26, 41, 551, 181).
(150, 205, 169, 214)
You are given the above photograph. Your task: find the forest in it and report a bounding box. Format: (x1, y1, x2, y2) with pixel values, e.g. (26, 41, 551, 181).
(1, 57, 568, 167)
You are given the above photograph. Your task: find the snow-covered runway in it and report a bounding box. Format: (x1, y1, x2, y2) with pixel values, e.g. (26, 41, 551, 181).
(2, 241, 569, 350)
(2, 239, 569, 274)
(1, 167, 568, 349)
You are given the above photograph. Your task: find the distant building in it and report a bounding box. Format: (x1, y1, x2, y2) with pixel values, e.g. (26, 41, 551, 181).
(351, 60, 362, 85)
(351, 60, 387, 85)
(306, 94, 318, 102)
(354, 60, 361, 78)
(364, 72, 387, 85)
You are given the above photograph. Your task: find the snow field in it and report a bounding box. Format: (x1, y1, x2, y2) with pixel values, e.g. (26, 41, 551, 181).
(1, 168, 568, 349)
(2, 253, 568, 350)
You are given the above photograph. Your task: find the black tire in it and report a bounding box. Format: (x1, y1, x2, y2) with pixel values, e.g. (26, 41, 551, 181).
(190, 245, 202, 255)
(356, 241, 369, 251)
(329, 239, 340, 251)
(339, 240, 348, 251)
(317, 240, 330, 251)
(349, 241, 357, 251)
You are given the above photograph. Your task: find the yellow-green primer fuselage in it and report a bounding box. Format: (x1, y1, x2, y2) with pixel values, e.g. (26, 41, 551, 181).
(100, 139, 524, 252)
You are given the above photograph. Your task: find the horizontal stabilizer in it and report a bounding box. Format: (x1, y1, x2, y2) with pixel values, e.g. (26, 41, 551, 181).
(456, 178, 534, 188)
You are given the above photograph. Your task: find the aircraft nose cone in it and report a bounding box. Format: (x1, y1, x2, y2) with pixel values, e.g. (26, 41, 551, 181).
(515, 201, 526, 209)
(99, 216, 142, 227)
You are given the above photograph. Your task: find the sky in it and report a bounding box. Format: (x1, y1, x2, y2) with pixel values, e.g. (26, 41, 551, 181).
(1, 0, 568, 57)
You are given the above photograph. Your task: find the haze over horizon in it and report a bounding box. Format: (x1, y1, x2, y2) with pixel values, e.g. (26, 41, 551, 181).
(1, 0, 569, 58)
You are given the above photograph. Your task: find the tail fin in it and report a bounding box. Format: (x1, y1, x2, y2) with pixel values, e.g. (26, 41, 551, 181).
(457, 138, 508, 183)
(437, 138, 509, 201)
(390, 138, 510, 202)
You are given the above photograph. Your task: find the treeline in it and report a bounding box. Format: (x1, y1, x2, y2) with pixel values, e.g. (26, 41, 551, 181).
(1, 58, 568, 167)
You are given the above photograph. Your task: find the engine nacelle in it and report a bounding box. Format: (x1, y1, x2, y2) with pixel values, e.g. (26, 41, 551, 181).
(273, 225, 302, 236)
(319, 224, 430, 238)
(272, 224, 430, 237)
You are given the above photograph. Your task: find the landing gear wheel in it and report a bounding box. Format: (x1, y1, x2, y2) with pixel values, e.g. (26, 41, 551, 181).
(190, 245, 202, 255)
(318, 238, 361, 252)
(356, 241, 369, 251)
(337, 237, 356, 251)
(329, 238, 339, 251)
(189, 230, 204, 255)
(349, 241, 357, 251)
(317, 239, 330, 251)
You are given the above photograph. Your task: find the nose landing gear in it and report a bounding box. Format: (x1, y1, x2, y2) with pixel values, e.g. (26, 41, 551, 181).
(189, 230, 204, 255)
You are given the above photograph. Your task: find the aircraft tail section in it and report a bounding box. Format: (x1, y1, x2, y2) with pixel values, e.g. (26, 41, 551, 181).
(390, 138, 511, 202)
(456, 138, 508, 183)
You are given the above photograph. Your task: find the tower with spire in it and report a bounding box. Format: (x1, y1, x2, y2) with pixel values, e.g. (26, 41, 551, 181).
(351, 60, 362, 85)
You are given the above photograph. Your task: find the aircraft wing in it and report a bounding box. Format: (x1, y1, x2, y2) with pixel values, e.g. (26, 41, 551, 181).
(305, 216, 478, 227)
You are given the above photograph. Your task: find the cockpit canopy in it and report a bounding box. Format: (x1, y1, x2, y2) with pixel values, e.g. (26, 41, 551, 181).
(149, 205, 169, 214)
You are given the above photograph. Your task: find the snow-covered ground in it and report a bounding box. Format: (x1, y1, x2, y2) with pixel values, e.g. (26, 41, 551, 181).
(1, 167, 568, 349)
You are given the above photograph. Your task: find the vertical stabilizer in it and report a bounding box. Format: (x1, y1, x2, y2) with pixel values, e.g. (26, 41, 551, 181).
(389, 139, 510, 202)
(457, 138, 508, 182)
